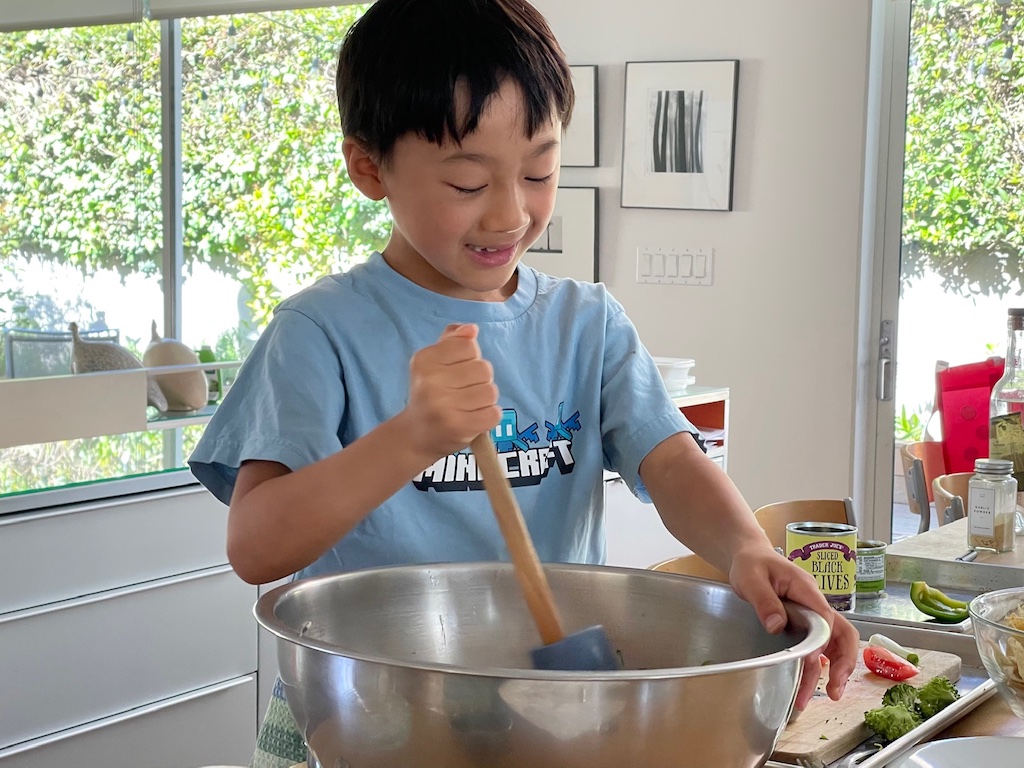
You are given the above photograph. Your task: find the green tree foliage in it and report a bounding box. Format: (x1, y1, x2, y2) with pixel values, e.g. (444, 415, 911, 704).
(903, 0, 1024, 297)
(0, 426, 204, 491)
(0, 25, 163, 278)
(0, 6, 389, 327)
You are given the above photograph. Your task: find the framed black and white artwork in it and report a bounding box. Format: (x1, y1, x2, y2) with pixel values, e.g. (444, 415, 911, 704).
(523, 187, 598, 282)
(561, 65, 598, 167)
(620, 60, 739, 211)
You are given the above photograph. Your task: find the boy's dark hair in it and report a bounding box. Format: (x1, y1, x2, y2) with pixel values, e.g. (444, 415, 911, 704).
(336, 0, 574, 162)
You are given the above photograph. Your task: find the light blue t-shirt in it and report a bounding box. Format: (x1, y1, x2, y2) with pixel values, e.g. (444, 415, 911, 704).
(189, 252, 695, 579)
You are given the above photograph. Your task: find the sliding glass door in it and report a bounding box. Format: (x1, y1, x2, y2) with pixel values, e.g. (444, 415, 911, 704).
(867, 0, 1024, 540)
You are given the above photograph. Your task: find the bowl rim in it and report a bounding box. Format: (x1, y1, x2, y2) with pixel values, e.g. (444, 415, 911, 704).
(969, 586, 1024, 640)
(253, 561, 832, 681)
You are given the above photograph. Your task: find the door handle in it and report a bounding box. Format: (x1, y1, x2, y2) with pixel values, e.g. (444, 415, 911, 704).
(878, 356, 893, 401)
(877, 319, 894, 401)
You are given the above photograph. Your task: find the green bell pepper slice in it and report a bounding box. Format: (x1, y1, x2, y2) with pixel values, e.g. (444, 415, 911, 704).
(909, 581, 969, 624)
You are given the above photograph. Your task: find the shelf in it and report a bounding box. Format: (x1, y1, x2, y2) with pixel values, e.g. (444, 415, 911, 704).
(670, 385, 729, 408)
(602, 385, 730, 480)
(147, 404, 219, 430)
(0, 362, 240, 450)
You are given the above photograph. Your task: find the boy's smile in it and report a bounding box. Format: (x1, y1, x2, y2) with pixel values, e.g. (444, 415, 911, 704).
(347, 79, 562, 302)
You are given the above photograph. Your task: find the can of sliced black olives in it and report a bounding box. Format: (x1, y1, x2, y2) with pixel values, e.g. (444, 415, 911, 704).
(786, 522, 858, 612)
(856, 539, 887, 599)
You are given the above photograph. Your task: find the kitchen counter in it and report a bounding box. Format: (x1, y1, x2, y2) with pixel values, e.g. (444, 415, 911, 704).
(286, 694, 1023, 767)
(887, 517, 1024, 566)
(937, 694, 1024, 738)
(286, 697, 1023, 768)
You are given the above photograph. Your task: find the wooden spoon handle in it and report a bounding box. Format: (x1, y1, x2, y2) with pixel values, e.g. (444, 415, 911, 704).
(470, 433, 565, 645)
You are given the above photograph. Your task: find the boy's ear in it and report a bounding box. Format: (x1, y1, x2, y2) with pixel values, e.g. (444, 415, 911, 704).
(342, 136, 386, 201)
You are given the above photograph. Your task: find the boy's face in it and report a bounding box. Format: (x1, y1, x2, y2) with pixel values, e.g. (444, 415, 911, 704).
(374, 80, 561, 301)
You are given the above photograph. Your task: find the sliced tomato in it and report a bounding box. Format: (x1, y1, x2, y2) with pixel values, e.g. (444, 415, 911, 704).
(863, 646, 920, 681)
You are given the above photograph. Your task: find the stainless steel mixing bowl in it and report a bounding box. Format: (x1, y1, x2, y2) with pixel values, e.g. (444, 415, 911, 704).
(255, 562, 830, 768)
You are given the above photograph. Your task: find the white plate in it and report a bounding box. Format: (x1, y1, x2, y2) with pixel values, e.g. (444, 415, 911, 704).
(888, 736, 1023, 767)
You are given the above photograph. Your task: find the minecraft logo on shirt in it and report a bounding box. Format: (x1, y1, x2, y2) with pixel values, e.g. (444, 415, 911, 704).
(412, 404, 580, 492)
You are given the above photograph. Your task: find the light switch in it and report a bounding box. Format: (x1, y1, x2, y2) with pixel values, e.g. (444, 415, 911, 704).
(680, 254, 693, 277)
(694, 254, 707, 278)
(638, 251, 652, 276)
(652, 253, 665, 277)
(665, 253, 679, 277)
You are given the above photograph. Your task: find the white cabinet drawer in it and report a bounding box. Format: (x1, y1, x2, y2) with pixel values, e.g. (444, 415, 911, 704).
(0, 486, 228, 614)
(0, 676, 256, 768)
(0, 566, 257, 749)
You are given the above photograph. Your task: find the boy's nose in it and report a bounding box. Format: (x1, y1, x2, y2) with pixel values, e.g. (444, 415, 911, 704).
(483, 187, 529, 235)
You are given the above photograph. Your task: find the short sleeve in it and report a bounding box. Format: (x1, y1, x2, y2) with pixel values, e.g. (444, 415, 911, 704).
(600, 299, 697, 501)
(188, 307, 346, 505)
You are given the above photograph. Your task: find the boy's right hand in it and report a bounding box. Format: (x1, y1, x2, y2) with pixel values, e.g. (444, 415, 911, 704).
(401, 324, 502, 461)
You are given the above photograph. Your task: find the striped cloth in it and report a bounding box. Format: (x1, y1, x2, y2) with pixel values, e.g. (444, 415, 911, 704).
(251, 677, 308, 768)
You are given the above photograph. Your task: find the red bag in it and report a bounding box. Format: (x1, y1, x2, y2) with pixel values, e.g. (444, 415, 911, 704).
(935, 357, 1004, 473)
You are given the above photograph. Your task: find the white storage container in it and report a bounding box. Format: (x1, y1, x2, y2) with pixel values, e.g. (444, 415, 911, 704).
(652, 357, 696, 391)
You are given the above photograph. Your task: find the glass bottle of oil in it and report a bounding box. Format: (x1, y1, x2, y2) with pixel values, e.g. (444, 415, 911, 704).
(989, 308, 1024, 535)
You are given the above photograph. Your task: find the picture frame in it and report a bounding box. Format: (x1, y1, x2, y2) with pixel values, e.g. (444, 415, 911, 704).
(620, 60, 739, 211)
(561, 65, 598, 167)
(523, 187, 598, 282)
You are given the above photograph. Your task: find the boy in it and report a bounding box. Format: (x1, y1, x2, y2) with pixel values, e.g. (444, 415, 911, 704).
(189, 1, 858, 765)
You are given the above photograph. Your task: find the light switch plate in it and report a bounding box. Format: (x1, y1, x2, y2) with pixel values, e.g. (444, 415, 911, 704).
(636, 247, 713, 285)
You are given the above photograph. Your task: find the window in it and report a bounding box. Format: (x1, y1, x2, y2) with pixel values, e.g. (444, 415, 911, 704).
(0, 5, 387, 509)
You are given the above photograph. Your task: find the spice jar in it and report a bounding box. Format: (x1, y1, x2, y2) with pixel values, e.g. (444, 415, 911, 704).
(968, 458, 1017, 553)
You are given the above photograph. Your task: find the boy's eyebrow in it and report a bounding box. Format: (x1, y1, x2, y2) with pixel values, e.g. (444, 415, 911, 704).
(442, 138, 561, 164)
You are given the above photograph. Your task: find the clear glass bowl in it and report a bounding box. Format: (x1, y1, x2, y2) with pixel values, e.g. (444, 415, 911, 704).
(969, 586, 1024, 721)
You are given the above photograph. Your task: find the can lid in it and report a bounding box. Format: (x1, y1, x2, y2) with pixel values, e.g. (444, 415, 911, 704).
(974, 458, 1014, 474)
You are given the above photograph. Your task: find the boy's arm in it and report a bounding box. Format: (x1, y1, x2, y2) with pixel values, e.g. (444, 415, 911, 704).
(639, 432, 770, 573)
(639, 432, 859, 708)
(226, 324, 500, 585)
(227, 413, 439, 584)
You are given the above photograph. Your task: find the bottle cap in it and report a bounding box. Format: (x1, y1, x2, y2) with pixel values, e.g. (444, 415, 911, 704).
(1009, 308, 1024, 317)
(974, 458, 1013, 474)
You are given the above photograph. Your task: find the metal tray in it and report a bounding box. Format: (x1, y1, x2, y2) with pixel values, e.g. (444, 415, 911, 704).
(765, 554, 1020, 768)
(845, 552, 1024, 634)
(845, 580, 974, 633)
(765, 672, 996, 768)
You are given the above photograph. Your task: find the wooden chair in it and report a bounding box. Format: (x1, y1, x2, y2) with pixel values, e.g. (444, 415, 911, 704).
(649, 552, 728, 583)
(753, 498, 856, 550)
(648, 497, 855, 581)
(899, 441, 946, 533)
(932, 472, 971, 526)
(899, 441, 946, 502)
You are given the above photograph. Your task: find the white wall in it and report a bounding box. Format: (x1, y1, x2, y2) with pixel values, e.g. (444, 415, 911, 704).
(542, 0, 873, 508)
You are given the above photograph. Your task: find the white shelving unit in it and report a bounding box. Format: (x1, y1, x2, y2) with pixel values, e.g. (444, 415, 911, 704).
(0, 361, 240, 449)
(671, 385, 729, 471)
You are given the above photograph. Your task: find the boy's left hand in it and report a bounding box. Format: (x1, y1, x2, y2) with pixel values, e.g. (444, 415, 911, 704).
(728, 545, 859, 711)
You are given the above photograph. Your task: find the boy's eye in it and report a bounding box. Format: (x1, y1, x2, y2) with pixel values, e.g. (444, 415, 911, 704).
(451, 184, 486, 194)
(527, 173, 554, 184)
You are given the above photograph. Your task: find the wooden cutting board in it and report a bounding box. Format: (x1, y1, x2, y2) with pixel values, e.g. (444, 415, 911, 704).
(771, 642, 961, 767)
